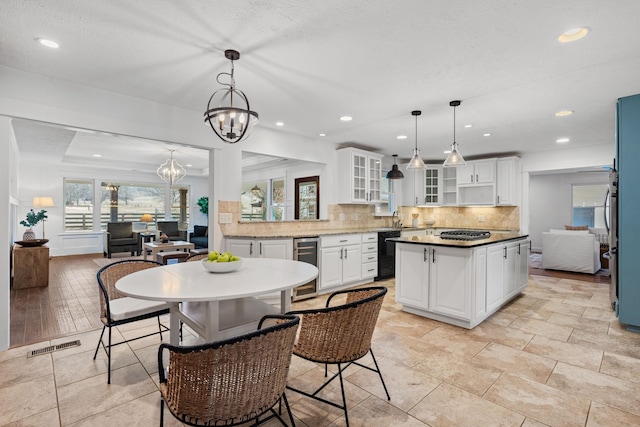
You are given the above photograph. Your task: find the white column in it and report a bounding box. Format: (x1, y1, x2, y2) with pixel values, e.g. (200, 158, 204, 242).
(0, 116, 13, 350)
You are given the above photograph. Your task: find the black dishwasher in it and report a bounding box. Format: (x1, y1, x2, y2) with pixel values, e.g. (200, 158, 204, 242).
(375, 230, 401, 281)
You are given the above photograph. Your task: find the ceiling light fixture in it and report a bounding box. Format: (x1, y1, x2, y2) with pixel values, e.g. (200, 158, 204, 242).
(204, 49, 259, 143)
(396, 135, 407, 140)
(556, 138, 570, 144)
(36, 38, 59, 48)
(443, 100, 467, 167)
(319, 133, 326, 137)
(555, 110, 574, 117)
(386, 154, 404, 179)
(464, 124, 473, 128)
(407, 110, 427, 170)
(157, 150, 186, 185)
(558, 27, 590, 43)
(276, 122, 284, 126)
(339, 116, 353, 122)
(483, 133, 492, 137)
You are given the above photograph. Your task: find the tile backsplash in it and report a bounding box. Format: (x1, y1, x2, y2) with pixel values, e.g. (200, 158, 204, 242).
(217, 201, 520, 236)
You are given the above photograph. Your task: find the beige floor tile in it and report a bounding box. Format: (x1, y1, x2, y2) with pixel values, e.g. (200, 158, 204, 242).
(530, 299, 585, 317)
(507, 294, 539, 308)
(472, 342, 556, 383)
(600, 351, 640, 384)
(0, 353, 52, 388)
(0, 375, 57, 425)
(346, 356, 440, 412)
(419, 327, 489, 359)
(546, 312, 610, 335)
(415, 349, 502, 395)
(132, 342, 163, 376)
(118, 324, 170, 351)
(586, 401, 640, 427)
(569, 328, 640, 359)
(547, 362, 640, 417)
(57, 363, 158, 425)
(375, 311, 442, 338)
(524, 335, 603, 371)
(484, 372, 590, 427)
(500, 304, 553, 321)
(409, 382, 525, 427)
(508, 317, 573, 341)
(582, 307, 617, 322)
(3, 407, 60, 427)
(54, 345, 138, 387)
(0, 341, 51, 363)
(607, 321, 640, 342)
(327, 395, 428, 427)
(467, 322, 534, 350)
(521, 418, 550, 427)
(485, 311, 518, 327)
(371, 331, 438, 367)
(50, 329, 106, 360)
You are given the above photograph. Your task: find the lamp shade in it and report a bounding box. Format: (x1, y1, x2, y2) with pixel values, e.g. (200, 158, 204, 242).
(140, 214, 153, 222)
(33, 197, 54, 208)
(386, 154, 404, 179)
(407, 110, 427, 170)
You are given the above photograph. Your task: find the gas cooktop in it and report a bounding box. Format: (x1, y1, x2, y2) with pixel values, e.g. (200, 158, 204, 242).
(439, 230, 492, 240)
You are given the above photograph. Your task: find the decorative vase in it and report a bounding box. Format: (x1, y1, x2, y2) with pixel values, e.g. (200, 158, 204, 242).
(23, 228, 37, 240)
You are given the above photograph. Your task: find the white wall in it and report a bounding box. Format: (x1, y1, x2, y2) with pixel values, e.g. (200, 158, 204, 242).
(529, 171, 609, 251)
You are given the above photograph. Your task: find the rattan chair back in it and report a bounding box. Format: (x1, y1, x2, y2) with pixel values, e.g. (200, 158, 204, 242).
(290, 286, 387, 364)
(159, 315, 300, 426)
(185, 253, 208, 262)
(96, 259, 162, 324)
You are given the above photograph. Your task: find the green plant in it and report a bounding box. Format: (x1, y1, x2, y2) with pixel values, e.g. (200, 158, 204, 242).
(20, 209, 48, 228)
(197, 196, 209, 216)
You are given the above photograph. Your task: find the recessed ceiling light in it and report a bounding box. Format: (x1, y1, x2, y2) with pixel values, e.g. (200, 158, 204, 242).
(92, 154, 102, 158)
(464, 124, 473, 128)
(339, 116, 352, 122)
(36, 38, 59, 48)
(556, 137, 571, 144)
(396, 135, 407, 140)
(555, 110, 574, 117)
(186, 164, 193, 167)
(319, 133, 326, 137)
(275, 122, 284, 127)
(558, 27, 590, 43)
(443, 150, 452, 154)
(483, 133, 492, 137)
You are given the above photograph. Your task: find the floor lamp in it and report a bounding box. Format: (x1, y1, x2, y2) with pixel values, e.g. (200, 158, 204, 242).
(33, 196, 54, 239)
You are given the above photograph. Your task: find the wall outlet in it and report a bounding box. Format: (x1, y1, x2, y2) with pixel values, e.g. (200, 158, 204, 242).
(478, 215, 485, 222)
(219, 213, 232, 224)
(354, 213, 359, 220)
(339, 213, 345, 221)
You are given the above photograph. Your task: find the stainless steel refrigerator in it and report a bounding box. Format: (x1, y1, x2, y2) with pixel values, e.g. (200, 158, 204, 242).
(613, 94, 640, 332)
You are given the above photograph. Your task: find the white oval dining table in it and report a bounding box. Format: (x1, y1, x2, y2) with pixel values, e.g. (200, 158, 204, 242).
(116, 258, 318, 345)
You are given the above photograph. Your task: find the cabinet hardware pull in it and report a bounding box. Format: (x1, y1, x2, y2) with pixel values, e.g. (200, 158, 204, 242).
(368, 269, 375, 272)
(340, 239, 348, 243)
(497, 195, 500, 204)
(471, 174, 474, 183)
(250, 242, 253, 256)
(368, 257, 374, 260)
(416, 196, 418, 205)
(424, 248, 427, 262)
(517, 245, 521, 255)
(476, 174, 479, 182)
(345, 248, 348, 259)
(340, 248, 343, 259)
(259, 242, 262, 255)
(503, 246, 507, 259)
(432, 248, 436, 263)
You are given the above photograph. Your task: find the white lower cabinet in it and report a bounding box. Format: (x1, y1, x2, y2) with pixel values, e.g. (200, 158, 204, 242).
(396, 238, 529, 329)
(319, 233, 375, 293)
(225, 238, 293, 260)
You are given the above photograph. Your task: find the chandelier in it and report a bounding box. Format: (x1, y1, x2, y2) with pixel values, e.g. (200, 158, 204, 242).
(204, 49, 259, 143)
(157, 150, 186, 185)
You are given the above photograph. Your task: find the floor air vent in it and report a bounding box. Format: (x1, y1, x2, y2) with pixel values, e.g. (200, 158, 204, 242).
(28, 340, 81, 357)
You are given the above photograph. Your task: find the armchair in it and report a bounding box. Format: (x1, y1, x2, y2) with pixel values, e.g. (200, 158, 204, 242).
(157, 220, 187, 242)
(189, 225, 208, 249)
(104, 221, 141, 258)
(542, 229, 601, 274)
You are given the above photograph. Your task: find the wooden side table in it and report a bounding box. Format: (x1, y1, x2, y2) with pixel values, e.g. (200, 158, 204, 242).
(12, 245, 50, 289)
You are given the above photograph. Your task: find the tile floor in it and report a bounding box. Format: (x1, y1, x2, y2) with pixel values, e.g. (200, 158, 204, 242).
(2, 275, 640, 426)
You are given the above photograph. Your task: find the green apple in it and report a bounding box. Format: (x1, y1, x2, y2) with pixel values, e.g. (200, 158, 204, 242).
(223, 251, 232, 258)
(208, 251, 219, 261)
(230, 255, 240, 262)
(217, 255, 230, 262)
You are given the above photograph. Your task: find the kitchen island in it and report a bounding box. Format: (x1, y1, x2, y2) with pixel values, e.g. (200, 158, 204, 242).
(391, 232, 530, 329)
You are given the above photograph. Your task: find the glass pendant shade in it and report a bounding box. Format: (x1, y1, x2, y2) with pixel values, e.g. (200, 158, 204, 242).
(443, 100, 466, 167)
(407, 110, 427, 170)
(204, 50, 259, 144)
(386, 154, 404, 179)
(157, 150, 186, 185)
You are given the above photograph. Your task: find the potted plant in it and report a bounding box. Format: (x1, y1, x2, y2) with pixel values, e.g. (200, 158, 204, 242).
(197, 196, 208, 216)
(20, 209, 48, 240)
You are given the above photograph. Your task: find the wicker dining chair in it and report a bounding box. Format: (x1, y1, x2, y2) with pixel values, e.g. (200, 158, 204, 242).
(285, 286, 389, 427)
(94, 259, 169, 384)
(158, 314, 301, 427)
(185, 253, 208, 262)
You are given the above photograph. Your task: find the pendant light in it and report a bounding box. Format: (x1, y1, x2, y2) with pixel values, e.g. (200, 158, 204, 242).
(204, 49, 259, 143)
(443, 100, 467, 167)
(157, 150, 187, 185)
(386, 154, 404, 179)
(407, 110, 427, 170)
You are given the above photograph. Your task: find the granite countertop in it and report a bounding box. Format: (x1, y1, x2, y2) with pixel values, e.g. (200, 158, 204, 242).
(389, 232, 528, 248)
(223, 226, 519, 239)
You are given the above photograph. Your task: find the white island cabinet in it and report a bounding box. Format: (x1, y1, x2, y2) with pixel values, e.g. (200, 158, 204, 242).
(395, 235, 529, 329)
(319, 233, 377, 293)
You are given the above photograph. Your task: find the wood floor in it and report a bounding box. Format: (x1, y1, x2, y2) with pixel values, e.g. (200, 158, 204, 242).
(8, 253, 612, 349)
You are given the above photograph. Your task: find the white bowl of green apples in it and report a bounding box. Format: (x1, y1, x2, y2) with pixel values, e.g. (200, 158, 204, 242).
(202, 251, 243, 273)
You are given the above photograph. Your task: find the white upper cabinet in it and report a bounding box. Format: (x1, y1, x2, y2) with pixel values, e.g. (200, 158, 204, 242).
(496, 157, 521, 206)
(337, 148, 384, 204)
(402, 166, 443, 206)
(456, 159, 496, 185)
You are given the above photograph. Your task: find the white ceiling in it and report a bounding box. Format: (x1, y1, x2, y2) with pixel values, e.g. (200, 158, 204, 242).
(3, 0, 640, 168)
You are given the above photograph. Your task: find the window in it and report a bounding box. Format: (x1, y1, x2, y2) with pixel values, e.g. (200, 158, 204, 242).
(572, 184, 608, 228)
(241, 178, 285, 221)
(375, 171, 394, 215)
(64, 179, 94, 231)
